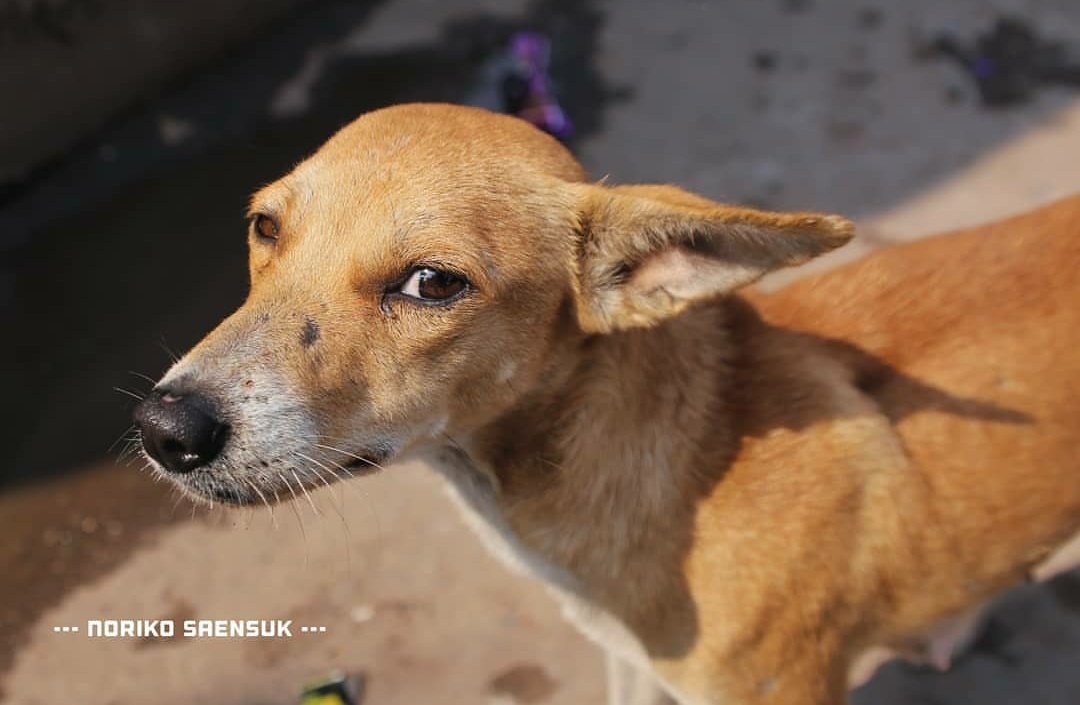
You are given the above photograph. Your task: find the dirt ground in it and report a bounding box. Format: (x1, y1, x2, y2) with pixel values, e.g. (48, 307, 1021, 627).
(4, 0, 1080, 703)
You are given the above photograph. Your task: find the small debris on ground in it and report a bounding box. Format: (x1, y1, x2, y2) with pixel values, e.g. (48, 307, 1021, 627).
(752, 51, 779, 72)
(933, 16, 1080, 107)
(781, 0, 814, 14)
(467, 31, 573, 139)
(299, 672, 365, 705)
(487, 663, 558, 705)
(857, 7, 884, 31)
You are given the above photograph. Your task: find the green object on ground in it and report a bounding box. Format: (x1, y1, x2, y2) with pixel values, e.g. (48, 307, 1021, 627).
(299, 673, 362, 705)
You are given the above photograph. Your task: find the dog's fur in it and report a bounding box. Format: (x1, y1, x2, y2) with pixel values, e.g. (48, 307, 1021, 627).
(144, 104, 1080, 704)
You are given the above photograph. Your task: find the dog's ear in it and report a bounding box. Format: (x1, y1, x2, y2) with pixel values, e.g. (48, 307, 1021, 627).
(568, 183, 854, 333)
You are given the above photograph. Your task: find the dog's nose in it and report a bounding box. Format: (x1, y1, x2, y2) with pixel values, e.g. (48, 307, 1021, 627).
(133, 388, 228, 474)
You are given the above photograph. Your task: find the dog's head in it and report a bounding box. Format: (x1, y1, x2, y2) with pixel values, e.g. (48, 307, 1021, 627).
(133, 103, 852, 504)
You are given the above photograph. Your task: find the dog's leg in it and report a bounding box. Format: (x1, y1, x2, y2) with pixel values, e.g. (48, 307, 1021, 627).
(1031, 530, 1080, 582)
(606, 653, 677, 705)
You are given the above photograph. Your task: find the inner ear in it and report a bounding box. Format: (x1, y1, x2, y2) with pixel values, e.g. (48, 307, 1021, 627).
(630, 246, 747, 300)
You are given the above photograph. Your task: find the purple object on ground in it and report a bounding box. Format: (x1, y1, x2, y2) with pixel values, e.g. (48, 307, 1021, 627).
(504, 31, 573, 138)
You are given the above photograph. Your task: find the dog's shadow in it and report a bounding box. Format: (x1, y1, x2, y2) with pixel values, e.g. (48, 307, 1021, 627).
(729, 298, 1033, 440)
(778, 340, 1030, 432)
(644, 298, 1033, 664)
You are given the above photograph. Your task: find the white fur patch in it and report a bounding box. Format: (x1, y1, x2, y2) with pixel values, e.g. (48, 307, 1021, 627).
(411, 445, 578, 590)
(428, 414, 449, 439)
(496, 360, 517, 384)
(404, 445, 684, 699)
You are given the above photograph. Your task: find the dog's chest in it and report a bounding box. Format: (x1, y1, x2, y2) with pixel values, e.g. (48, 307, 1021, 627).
(433, 456, 578, 589)
(429, 453, 652, 667)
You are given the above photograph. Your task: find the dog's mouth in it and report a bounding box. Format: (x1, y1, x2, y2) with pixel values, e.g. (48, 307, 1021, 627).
(341, 455, 385, 476)
(151, 446, 390, 508)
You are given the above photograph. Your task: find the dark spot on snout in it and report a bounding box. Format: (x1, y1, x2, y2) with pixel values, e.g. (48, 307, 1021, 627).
(300, 316, 320, 348)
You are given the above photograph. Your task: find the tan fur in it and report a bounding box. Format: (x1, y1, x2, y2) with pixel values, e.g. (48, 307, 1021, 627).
(148, 104, 1080, 705)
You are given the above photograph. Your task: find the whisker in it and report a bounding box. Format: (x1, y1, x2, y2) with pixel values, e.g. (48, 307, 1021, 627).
(295, 452, 351, 520)
(314, 455, 363, 516)
(311, 438, 384, 547)
(278, 471, 309, 542)
(118, 432, 143, 461)
(127, 370, 158, 385)
(309, 443, 381, 502)
(296, 451, 354, 578)
(231, 485, 246, 524)
(108, 424, 137, 454)
(119, 441, 143, 466)
(170, 486, 187, 515)
(245, 477, 277, 530)
(122, 447, 146, 468)
(313, 441, 389, 473)
(112, 386, 146, 402)
(290, 468, 322, 517)
(295, 451, 347, 499)
(319, 456, 356, 486)
(158, 339, 180, 364)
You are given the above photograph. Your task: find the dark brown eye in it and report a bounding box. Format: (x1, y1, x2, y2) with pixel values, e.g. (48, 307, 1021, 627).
(399, 267, 468, 303)
(252, 214, 279, 241)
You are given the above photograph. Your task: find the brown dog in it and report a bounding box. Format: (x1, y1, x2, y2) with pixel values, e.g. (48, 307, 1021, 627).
(133, 103, 1080, 704)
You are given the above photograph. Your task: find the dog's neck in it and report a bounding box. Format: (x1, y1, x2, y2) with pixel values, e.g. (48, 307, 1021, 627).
(450, 300, 738, 642)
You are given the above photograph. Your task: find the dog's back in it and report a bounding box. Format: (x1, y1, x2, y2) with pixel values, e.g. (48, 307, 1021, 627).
(752, 193, 1080, 643)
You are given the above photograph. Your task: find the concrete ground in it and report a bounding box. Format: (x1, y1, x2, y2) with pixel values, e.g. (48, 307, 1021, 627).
(0, 0, 306, 184)
(4, 0, 1080, 703)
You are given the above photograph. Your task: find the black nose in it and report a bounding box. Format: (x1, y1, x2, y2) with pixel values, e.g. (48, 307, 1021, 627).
(133, 388, 229, 474)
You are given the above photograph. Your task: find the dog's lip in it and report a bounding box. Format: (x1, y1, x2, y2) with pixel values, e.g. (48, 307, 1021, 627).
(149, 447, 388, 506)
(162, 473, 255, 506)
(343, 455, 383, 476)
(208, 485, 250, 506)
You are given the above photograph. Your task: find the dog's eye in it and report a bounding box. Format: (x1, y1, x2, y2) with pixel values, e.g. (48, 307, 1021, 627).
(399, 267, 468, 303)
(251, 214, 279, 241)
